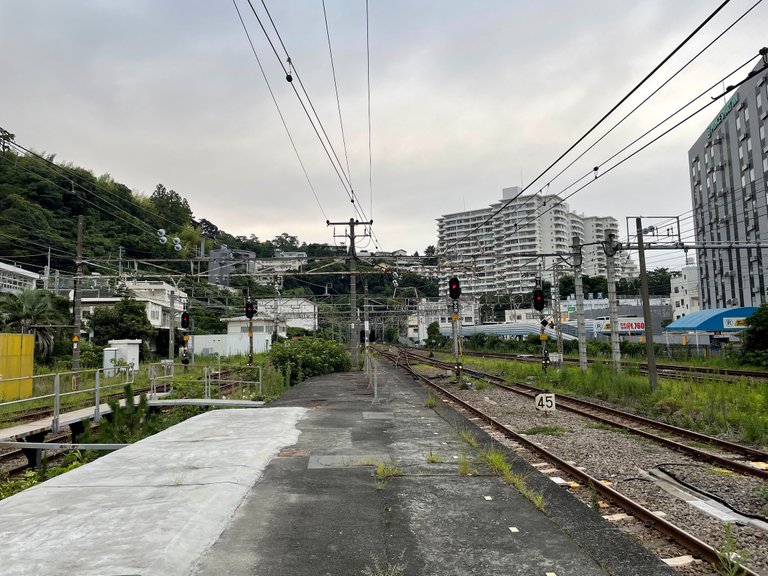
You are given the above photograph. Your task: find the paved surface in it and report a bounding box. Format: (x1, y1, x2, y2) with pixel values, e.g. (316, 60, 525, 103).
(0, 408, 306, 576)
(194, 360, 676, 576)
(0, 359, 678, 576)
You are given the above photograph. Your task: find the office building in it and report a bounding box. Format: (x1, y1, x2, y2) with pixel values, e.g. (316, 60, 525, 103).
(689, 60, 768, 308)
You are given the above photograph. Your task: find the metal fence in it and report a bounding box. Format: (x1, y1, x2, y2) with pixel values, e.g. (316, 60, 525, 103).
(0, 368, 136, 432)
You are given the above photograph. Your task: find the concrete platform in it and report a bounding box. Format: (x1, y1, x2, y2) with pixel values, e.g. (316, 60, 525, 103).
(0, 360, 677, 576)
(194, 361, 676, 576)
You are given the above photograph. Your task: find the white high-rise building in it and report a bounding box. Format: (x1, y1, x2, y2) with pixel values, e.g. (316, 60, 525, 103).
(670, 264, 701, 321)
(437, 187, 630, 298)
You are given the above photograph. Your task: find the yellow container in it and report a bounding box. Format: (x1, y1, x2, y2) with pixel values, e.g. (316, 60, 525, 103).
(0, 333, 35, 401)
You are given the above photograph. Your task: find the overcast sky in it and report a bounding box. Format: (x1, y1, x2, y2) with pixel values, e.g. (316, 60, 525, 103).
(1, 1, 765, 270)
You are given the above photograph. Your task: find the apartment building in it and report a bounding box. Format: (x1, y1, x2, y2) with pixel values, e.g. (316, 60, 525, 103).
(437, 186, 632, 298)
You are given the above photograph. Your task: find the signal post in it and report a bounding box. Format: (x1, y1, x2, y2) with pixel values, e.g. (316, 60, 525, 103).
(245, 299, 256, 366)
(448, 277, 465, 387)
(180, 305, 190, 373)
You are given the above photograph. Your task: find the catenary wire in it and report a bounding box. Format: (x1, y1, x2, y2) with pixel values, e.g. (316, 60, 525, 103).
(232, 0, 328, 221)
(446, 0, 733, 255)
(509, 61, 768, 242)
(248, 0, 360, 206)
(321, 0, 353, 189)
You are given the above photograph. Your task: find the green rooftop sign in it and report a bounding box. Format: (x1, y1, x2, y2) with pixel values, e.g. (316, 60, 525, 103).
(706, 93, 739, 139)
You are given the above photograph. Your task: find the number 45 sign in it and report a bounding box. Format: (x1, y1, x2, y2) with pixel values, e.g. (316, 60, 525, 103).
(535, 393, 556, 412)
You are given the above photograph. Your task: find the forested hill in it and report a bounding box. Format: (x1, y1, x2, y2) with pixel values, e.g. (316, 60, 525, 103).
(0, 146, 337, 276)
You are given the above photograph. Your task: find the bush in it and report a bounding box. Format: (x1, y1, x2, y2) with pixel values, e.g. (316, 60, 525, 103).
(268, 337, 351, 385)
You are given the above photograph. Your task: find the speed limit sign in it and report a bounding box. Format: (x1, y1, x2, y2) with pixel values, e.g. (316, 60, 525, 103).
(535, 393, 556, 412)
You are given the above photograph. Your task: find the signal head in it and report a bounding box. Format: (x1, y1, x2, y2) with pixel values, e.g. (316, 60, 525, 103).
(448, 276, 461, 300)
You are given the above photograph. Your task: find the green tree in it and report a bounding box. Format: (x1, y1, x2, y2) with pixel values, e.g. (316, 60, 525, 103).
(741, 304, 768, 365)
(647, 268, 672, 296)
(426, 321, 447, 348)
(149, 184, 192, 228)
(89, 294, 154, 348)
(559, 275, 575, 297)
(0, 289, 68, 359)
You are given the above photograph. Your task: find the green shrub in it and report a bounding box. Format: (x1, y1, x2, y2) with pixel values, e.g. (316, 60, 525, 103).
(268, 337, 351, 385)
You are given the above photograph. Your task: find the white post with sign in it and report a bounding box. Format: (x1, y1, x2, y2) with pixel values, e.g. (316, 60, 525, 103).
(535, 393, 556, 412)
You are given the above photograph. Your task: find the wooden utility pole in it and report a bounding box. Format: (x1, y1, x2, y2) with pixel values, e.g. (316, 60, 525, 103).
(71, 215, 84, 386)
(327, 218, 372, 369)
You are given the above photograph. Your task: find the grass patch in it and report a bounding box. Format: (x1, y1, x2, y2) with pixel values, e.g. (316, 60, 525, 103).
(585, 422, 615, 431)
(423, 392, 438, 409)
(426, 447, 443, 463)
(362, 553, 406, 576)
(519, 425, 569, 436)
(376, 462, 403, 480)
(455, 425, 479, 449)
(478, 445, 544, 510)
(457, 452, 476, 476)
(448, 354, 768, 444)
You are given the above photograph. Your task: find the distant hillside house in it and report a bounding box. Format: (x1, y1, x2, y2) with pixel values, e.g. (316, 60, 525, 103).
(254, 297, 317, 332)
(78, 280, 187, 331)
(0, 262, 40, 294)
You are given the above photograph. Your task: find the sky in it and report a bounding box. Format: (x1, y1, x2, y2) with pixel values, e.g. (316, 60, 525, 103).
(1, 0, 766, 271)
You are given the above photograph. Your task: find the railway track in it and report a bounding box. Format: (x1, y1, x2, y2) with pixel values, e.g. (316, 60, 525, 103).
(454, 348, 768, 382)
(407, 350, 768, 480)
(381, 348, 767, 576)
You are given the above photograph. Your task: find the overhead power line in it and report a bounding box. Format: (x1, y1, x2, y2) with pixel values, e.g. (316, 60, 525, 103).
(231, 0, 328, 221)
(447, 0, 734, 254)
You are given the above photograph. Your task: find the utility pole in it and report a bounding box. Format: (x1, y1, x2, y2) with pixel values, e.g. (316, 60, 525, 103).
(572, 237, 587, 372)
(603, 234, 621, 371)
(552, 261, 563, 369)
(168, 290, 175, 361)
(364, 280, 370, 351)
(636, 218, 658, 390)
(327, 218, 372, 369)
(71, 214, 84, 387)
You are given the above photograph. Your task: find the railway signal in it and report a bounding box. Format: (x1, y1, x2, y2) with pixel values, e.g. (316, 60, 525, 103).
(245, 300, 255, 319)
(448, 277, 461, 300)
(181, 311, 189, 329)
(533, 289, 545, 311)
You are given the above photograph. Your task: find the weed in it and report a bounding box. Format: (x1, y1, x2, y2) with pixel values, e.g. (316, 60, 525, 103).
(585, 422, 614, 431)
(455, 425, 479, 449)
(457, 453, 475, 476)
(376, 462, 403, 480)
(357, 458, 377, 467)
(588, 480, 600, 512)
(501, 468, 545, 510)
(426, 447, 443, 463)
(715, 523, 750, 576)
(375, 481, 386, 491)
(361, 552, 406, 576)
(480, 446, 511, 476)
(519, 425, 568, 436)
(423, 392, 438, 409)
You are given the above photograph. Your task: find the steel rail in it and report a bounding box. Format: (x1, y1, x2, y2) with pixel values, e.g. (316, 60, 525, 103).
(409, 350, 768, 479)
(381, 349, 760, 576)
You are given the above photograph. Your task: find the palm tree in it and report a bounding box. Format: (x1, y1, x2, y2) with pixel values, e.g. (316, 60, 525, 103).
(0, 289, 67, 359)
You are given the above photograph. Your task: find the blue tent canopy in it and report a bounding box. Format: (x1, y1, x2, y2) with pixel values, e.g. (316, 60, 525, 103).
(665, 307, 757, 332)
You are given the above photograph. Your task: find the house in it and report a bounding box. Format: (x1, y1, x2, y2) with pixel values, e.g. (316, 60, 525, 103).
(192, 314, 287, 357)
(254, 297, 318, 332)
(0, 262, 40, 294)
